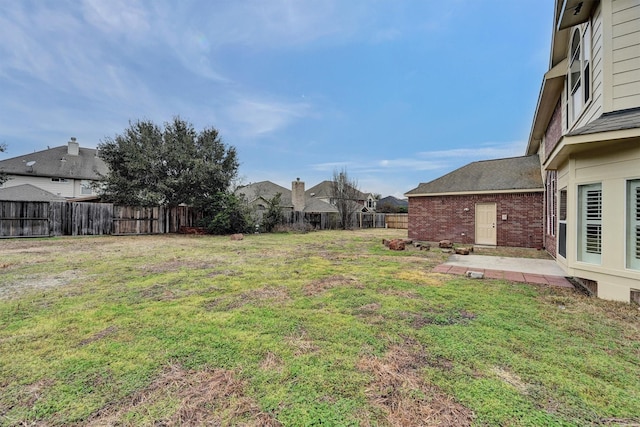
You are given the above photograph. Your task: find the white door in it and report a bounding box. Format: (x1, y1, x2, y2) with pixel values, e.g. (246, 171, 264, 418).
(475, 203, 497, 245)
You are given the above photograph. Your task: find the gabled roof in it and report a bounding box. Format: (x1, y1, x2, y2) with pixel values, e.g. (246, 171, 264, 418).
(568, 107, 640, 136)
(0, 145, 107, 180)
(234, 181, 293, 206)
(405, 155, 543, 197)
(305, 180, 368, 200)
(0, 184, 66, 202)
(302, 197, 338, 213)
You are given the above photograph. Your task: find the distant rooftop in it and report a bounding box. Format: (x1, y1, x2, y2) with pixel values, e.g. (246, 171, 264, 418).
(0, 142, 107, 180)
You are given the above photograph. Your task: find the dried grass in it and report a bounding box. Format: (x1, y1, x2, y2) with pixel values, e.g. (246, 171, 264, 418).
(285, 329, 319, 356)
(357, 343, 474, 427)
(89, 364, 281, 426)
(302, 275, 362, 296)
(204, 286, 291, 311)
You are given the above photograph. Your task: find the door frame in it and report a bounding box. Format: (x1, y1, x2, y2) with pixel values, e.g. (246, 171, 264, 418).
(475, 202, 497, 246)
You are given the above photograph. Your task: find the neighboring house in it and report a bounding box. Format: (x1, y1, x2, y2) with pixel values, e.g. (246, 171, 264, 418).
(405, 155, 544, 248)
(0, 138, 107, 199)
(0, 184, 66, 202)
(234, 179, 337, 216)
(526, 0, 640, 302)
(305, 180, 377, 212)
(234, 180, 294, 213)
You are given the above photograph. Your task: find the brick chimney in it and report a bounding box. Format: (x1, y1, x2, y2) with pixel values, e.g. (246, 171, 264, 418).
(68, 137, 79, 156)
(292, 178, 305, 212)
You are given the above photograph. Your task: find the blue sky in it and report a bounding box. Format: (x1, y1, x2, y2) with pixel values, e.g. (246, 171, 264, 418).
(0, 0, 553, 198)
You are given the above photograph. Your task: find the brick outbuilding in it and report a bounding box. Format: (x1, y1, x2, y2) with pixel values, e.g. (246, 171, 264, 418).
(405, 155, 544, 248)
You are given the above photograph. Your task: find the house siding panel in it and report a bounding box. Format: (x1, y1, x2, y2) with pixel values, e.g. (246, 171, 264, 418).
(612, 1, 640, 110)
(1, 175, 77, 198)
(573, 4, 605, 131)
(408, 192, 543, 248)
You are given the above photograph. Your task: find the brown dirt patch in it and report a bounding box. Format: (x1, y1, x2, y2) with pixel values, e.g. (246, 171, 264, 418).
(357, 342, 474, 426)
(302, 275, 362, 296)
(77, 326, 118, 347)
(89, 364, 281, 426)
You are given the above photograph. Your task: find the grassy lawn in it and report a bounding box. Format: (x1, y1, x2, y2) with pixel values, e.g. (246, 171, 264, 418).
(1, 230, 639, 426)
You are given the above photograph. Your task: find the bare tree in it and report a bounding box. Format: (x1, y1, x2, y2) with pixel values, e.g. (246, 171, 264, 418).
(331, 168, 362, 229)
(0, 143, 7, 185)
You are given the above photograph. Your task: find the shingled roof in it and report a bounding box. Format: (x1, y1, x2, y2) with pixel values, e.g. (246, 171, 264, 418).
(405, 155, 543, 196)
(0, 184, 66, 202)
(234, 181, 293, 207)
(568, 107, 640, 136)
(305, 180, 368, 200)
(0, 144, 107, 180)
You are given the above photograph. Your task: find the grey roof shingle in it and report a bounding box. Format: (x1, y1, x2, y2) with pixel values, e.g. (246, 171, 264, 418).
(234, 181, 293, 206)
(305, 180, 368, 200)
(0, 145, 108, 180)
(405, 155, 543, 196)
(568, 107, 640, 136)
(302, 197, 338, 213)
(0, 184, 66, 202)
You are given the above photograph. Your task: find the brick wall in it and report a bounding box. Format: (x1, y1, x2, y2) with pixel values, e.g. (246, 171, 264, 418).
(408, 192, 544, 248)
(543, 100, 563, 162)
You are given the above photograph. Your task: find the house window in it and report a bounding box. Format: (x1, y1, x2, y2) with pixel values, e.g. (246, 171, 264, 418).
(578, 183, 602, 264)
(627, 180, 640, 270)
(559, 188, 567, 258)
(546, 171, 557, 236)
(81, 180, 93, 195)
(567, 23, 591, 125)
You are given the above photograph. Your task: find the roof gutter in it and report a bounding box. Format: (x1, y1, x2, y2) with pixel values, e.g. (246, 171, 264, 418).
(405, 188, 543, 198)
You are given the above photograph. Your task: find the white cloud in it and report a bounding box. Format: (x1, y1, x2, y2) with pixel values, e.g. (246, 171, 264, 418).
(82, 0, 150, 35)
(226, 97, 312, 138)
(417, 141, 527, 161)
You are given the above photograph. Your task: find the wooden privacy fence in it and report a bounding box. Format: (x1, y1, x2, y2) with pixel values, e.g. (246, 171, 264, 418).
(280, 211, 387, 230)
(0, 201, 50, 237)
(113, 205, 202, 235)
(384, 213, 408, 229)
(0, 201, 202, 238)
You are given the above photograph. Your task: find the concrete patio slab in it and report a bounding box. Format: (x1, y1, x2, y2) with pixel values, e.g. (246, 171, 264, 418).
(434, 254, 574, 289)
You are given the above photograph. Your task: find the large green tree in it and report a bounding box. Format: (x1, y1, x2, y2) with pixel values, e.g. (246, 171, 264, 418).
(98, 118, 238, 207)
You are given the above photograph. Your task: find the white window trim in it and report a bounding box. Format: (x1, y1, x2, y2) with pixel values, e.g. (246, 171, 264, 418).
(565, 22, 592, 130)
(577, 183, 602, 265)
(627, 179, 640, 271)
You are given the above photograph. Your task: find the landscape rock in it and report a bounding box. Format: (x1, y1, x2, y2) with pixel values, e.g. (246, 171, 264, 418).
(455, 247, 470, 255)
(230, 233, 244, 241)
(439, 240, 453, 249)
(466, 271, 484, 279)
(414, 242, 431, 251)
(388, 239, 405, 251)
